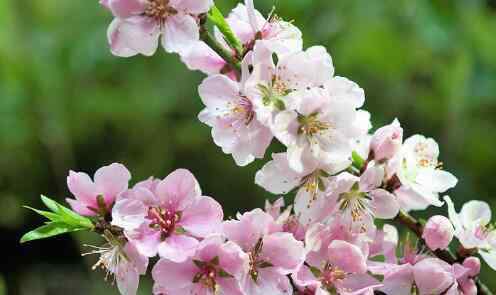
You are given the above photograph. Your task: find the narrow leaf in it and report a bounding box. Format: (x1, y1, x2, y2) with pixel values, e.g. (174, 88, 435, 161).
(207, 6, 243, 54)
(20, 222, 86, 243)
(351, 151, 365, 170)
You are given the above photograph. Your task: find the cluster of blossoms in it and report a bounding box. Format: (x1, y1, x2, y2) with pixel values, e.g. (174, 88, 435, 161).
(21, 0, 495, 295)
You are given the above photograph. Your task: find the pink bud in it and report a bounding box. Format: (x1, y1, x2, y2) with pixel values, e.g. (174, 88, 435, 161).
(463, 257, 481, 277)
(370, 119, 403, 161)
(422, 215, 454, 251)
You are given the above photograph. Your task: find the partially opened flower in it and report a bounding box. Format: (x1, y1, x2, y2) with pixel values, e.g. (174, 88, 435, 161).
(66, 163, 131, 216)
(392, 135, 458, 211)
(105, 0, 213, 57)
(445, 196, 496, 270)
(413, 258, 456, 295)
(370, 119, 403, 162)
(152, 235, 248, 295)
(223, 209, 305, 294)
(112, 169, 223, 262)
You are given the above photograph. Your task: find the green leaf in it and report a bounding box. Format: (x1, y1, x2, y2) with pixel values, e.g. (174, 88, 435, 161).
(40, 195, 93, 229)
(208, 6, 243, 54)
(309, 266, 322, 278)
(351, 151, 365, 170)
(23, 206, 63, 222)
(20, 222, 86, 243)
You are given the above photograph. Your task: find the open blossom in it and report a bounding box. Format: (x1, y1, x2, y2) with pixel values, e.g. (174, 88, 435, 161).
(422, 215, 454, 251)
(370, 119, 403, 162)
(198, 61, 273, 166)
(223, 209, 305, 294)
(392, 135, 458, 211)
(152, 235, 248, 295)
(272, 86, 366, 173)
(85, 238, 148, 295)
(245, 44, 336, 126)
(66, 163, 131, 216)
(295, 227, 381, 295)
(105, 0, 213, 57)
(445, 196, 496, 270)
(313, 165, 399, 232)
(112, 169, 223, 262)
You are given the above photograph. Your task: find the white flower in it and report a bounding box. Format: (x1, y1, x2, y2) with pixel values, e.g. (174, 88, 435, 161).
(445, 196, 496, 270)
(393, 135, 458, 211)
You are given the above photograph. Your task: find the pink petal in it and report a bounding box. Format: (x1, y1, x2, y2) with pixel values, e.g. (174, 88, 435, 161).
(336, 274, 382, 295)
(124, 243, 149, 275)
(155, 169, 201, 212)
(109, 16, 160, 57)
(170, 0, 213, 14)
(198, 74, 240, 110)
(109, 0, 145, 18)
(180, 196, 224, 237)
(260, 232, 305, 274)
(67, 170, 97, 205)
(158, 234, 199, 262)
(180, 41, 226, 75)
(65, 198, 96, 216)
(413, 258, 454, 295)
(328, 240, 367, 274)
(379, 264, 414, 295)
(127, 223, 162, 257)
(111, 198, 147, 231)
(115, 261, 140, 295)
(359, 165, 384, 192)
(162, 14, 199, 54)
(222, 209, 275, 251)
(94, 163, 131, 204)
(370, 189, 400, 219)
(152, 258, 197, 291)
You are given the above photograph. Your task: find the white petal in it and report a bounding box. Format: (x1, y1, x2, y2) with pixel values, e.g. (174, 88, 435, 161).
(416, 169, 457, 193)
(255, 153, 302, 194)
(460, 200, 492, 227)
(162, 14, 199, 54)
(370, 189, 400, 219)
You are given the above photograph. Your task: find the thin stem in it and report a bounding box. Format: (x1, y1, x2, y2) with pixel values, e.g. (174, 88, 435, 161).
(394, 210, 494, 295)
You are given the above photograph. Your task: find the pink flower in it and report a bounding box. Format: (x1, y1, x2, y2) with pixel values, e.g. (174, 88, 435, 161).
(422, 215, 454, 251)
(111, 169, 223, 262)
(310, 165, 399, 232)
(198, 68, 273, 166)
(223, 209, 305, 294)
(370, 119, 403, 162)
(105, 0, 213, 57)
(152, 235, 248, 295)
(295, 232, 381, 295)
(181, 41, 235, 78)
(392, 135, 458, 211)
(66, 163, 131, 216)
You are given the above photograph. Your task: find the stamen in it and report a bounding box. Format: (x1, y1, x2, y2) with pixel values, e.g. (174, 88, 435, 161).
(144, 0, 177, 24)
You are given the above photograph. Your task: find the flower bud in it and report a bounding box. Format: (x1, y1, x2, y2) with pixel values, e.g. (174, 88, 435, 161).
(463, 257, 481, 277)
(370, 119, 403, 161)
(422, 215, 454, 251)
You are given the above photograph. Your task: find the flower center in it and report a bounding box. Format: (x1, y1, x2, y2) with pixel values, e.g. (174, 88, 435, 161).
(192, 257, 233, 293)
(148, 207, 180, 240)
(230, 97, 255, 125)
(144, 0, 177, 23)
(312, 262, 346, 293)
(248, 238, 273, 282)
(298, 113, 330, 137)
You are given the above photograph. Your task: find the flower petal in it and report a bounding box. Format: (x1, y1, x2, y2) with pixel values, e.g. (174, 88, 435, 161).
(109, 0, 145, 18)
(328, 240, 367, 274)
(460, 200, 492, 227)
(180, 196, 223, 237)
(158, 234, 199, 262)
(260, 232, 305, 274)
(155, 169, 201, 211)
(110, 16, 160, 56)
(170, 0, 213, 14)
(370, 189, 400, 219)
(162, 14, 199, 54)
(94, 163, 131, 204)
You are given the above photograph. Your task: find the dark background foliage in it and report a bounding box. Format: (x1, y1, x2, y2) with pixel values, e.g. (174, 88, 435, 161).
(1, 0, 495, 293)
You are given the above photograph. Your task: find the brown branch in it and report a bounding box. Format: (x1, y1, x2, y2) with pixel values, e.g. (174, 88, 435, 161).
(394, 210, 494, 295)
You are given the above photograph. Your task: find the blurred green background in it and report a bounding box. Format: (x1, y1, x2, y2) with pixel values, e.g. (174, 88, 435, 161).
(1, 0, 495, 293)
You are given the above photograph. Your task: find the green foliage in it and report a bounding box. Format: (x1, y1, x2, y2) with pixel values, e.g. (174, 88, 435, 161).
(20, 196, 93, 243)
(208, 5, 243, 54)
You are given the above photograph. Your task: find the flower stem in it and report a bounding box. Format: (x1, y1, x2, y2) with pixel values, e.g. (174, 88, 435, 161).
(394, 210, 494, 295)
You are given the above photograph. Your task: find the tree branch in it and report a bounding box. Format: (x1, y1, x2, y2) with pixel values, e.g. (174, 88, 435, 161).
(395, 210, 494, 295)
